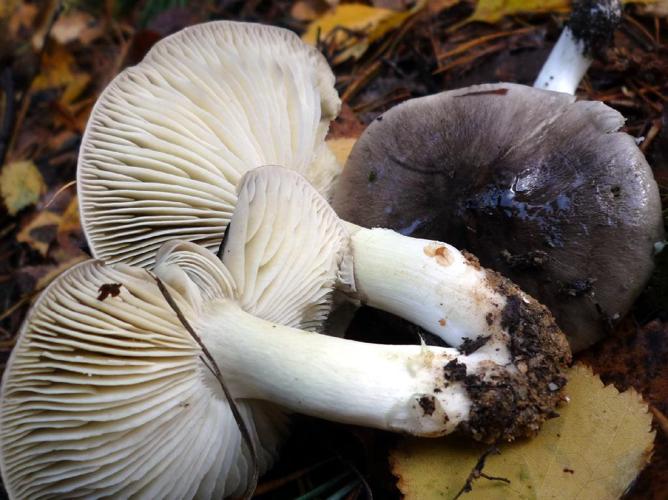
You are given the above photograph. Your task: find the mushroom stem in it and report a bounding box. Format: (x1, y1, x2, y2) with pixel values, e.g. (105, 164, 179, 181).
(533, 28, 590, 94)
(199, 299, 482, 437)
(533, 0, 621, 95)
(342, 225, 514, 349)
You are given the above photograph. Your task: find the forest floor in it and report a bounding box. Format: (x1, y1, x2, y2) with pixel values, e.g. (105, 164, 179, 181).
(0, 0, 667, 498)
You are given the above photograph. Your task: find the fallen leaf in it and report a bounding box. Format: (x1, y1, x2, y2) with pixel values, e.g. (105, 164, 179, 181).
(428, 0, 460, 15)
(638, 0, 668, 16)
(0, 160, 45, 215)
(17, 211, 61, 256)
(51, 10, 104, 45)
(0, 0, 19, 18)
(466, 0, 656, 24)
(327, 137, 358, 166)
(57, 195, 80, 235)
(291, 0, 329, 21)
(32, 43, 90, 106)
(7, 2, 37, 37)
(56, 194, 86, 256)
(328, 104, 366, 139)
(391, 365, 655, 500)
(303, 2, 423, 63)
(467, 0, 569, 24)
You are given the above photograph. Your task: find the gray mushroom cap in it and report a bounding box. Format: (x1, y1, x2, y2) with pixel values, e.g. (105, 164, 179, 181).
(332, 83, 664, 352)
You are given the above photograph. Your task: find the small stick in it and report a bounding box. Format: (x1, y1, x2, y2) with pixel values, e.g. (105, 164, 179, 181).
(153, 275, 259, 500)
(453, 446, 510, 500)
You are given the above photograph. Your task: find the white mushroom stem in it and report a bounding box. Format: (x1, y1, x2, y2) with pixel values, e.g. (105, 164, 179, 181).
(198, 299, 494, 437)
(341, 224, 512, 348)
(533, 28, 590, 94)
(534, 0, 621, 95)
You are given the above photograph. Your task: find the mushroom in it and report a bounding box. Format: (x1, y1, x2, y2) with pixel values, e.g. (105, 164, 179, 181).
(78, 20, 341, 268)
(534, 0, 622, 94)
(74, 20, 559, 354)
(1, 166, 570, 497)
(332, 82, 665, 351)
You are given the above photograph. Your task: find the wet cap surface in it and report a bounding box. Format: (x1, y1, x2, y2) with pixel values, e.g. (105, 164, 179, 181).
(333, 83, 664, 351)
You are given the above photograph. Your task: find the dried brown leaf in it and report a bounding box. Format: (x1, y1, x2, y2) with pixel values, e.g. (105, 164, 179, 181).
(391, 365, 655, 499)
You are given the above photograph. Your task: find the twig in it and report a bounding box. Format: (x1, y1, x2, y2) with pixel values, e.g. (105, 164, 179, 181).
(452, 446, 509, 500)
(0, 290, 41, 323)
(433, 42, 507, 75)
(341, 61, 381, 103)
(153, 275, 258, 500)
(0, 67, 15, 167)
(650, 405, 668, 437)
(640, 119, 662, 154)
(436, 27, 536, 63)
(336, 455, 373, 500)
(44, 180, 76, 208)
(254, 459, 334, 496)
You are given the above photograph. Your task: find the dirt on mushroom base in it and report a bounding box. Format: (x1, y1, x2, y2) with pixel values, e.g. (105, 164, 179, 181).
(447, 254, 572, 443)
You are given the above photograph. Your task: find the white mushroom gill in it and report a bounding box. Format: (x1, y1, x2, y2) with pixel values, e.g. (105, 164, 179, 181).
(78, 21, 341, 268)
(0, 182, 486, 498)
(0, 260, 287, 499)
(1, 167, 569, 498)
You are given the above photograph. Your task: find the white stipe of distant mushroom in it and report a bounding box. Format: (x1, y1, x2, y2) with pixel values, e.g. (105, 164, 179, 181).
(0, 260, 279, 499)
(78, 21, 341, 269)
(222, 166, 348, 331)
(533, 28, 591, 95)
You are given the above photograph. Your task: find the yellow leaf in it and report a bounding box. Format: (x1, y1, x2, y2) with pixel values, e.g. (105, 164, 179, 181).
(0, 0, 20, 19)
(57, 195, 80, 236)
(391, 365, 654, 500)
(17, 211, 61, 256)
(0, 161, 45, 215)
(327, 137, 358, 166)
(303, 2, 422, 63)
(469, 0, 569, 24)
(32, 43, 90, 105)
(466, 0, 655, 24)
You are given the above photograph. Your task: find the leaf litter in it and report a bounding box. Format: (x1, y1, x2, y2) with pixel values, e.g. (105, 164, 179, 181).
(0, 0, 667, 498)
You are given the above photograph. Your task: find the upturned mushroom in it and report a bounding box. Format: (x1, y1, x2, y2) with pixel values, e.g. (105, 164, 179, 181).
(76, 20, 573, 354)
(1, 167, 570, 498)
(78, 20, 341, 268)
(332, 82, 665, 351)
